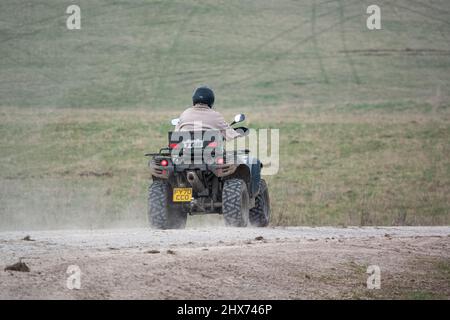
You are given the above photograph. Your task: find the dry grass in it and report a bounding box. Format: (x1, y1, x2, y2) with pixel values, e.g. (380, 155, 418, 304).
(0, 103, 449, 229)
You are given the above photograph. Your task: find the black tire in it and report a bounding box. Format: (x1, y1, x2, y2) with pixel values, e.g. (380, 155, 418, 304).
(148, 181, 187, 229)
(168, 206, 188, 229)
(249, 179, 270, 227)
(222, 179, 250, 227)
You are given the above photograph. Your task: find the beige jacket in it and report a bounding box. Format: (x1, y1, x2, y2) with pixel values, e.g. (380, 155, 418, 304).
(175, 104, 241, 141)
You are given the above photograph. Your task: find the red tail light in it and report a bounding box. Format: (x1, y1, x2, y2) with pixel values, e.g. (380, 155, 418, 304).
(208, 141, 218, 148)
(169, 143, 179, 149)
(216, 157, 224, 165)
(160, 159, 168, 167)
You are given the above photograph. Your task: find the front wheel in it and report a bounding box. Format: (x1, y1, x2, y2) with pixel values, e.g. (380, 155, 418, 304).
(249, 179, 270, 227)
(148, 181, 187, 229)
(222, 179, 250, 227)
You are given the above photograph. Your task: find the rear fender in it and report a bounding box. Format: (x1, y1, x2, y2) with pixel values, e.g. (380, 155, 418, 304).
(149, 156, 172, 179)
(224, 164, 257, 198)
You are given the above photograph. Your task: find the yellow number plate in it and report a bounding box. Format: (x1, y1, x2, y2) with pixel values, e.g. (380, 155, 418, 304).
(173, 188, 193, 202)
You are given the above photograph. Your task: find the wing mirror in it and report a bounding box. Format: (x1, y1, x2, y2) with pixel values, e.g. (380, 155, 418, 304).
(171, 118, 180, 126)
(231, 114, 245, 126)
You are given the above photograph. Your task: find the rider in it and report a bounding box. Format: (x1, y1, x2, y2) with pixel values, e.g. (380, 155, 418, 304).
(174, 85, 261, 193)
(175, 86, 242, 141)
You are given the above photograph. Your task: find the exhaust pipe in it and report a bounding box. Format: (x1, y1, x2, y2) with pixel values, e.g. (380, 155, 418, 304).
(186, 171, 205, 192)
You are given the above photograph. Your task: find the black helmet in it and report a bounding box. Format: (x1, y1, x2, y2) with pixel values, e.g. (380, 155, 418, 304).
(192, 86, 215, 107)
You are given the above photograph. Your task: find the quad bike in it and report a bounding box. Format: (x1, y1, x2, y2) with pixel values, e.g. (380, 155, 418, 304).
(145, 114, 270, 229)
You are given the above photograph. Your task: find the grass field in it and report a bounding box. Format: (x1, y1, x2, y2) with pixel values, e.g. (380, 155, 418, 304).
(1, 0, 450, 229)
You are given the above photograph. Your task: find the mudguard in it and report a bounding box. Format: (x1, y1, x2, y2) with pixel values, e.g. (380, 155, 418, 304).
(248, 157, 261, 196)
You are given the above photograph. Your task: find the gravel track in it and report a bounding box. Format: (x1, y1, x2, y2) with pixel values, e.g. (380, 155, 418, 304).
(1, 226, 449, 299)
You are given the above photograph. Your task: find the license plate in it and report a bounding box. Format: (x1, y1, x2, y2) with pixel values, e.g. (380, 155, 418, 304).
(173, 188, 193, 202)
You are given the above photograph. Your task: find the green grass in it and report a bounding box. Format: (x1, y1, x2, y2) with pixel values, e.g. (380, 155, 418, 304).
(406, 291, 446, 300)
(1, 0, 450, 229)
(1, 0, 450, 109)
(0, 105, 449, 229)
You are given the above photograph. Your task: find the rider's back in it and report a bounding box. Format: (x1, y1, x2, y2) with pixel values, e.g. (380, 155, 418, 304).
(175, 103, 240, 141)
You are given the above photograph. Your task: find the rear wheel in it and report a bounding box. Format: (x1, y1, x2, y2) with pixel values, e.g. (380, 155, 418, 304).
(168, 205, 188, 229)
(148, 181, 187, 229)
(222, 179, 249, 227)
(249, 179, 270, 227)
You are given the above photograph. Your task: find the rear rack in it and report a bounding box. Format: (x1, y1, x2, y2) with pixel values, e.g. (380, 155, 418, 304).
(145, 147, 171, 157)
(145, 148, 251, 157)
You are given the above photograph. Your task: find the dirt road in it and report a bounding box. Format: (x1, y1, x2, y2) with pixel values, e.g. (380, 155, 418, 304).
(1, 227, 449, 299)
